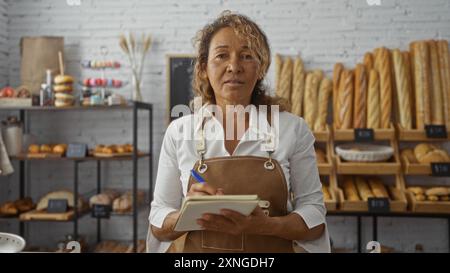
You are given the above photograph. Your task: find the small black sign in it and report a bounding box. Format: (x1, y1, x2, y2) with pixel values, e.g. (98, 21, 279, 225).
(368, 198, 390, 213)
(425, 125, 448, 139)
(91, 204, 111, 219)
(47, 199, 68, 213)
(431, 163, 450, 177)
(354, 128, 374, 142)
(66, 143, 87, 158)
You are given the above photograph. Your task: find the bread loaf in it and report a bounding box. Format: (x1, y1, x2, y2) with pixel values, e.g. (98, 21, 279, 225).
(343, 176, 360, 201)
(313, 69, 324, 82)
(36, 190, 85, 211)
(353, 64, 368, 128)
(428, 40, 444, 125)
(274, 54, 283, 95)
(389, 186, 403, 201)
(338, 70, 354, 129)
(437, 40, 450, 129)
(322, 185, 331, 201)
(363, 52, 374, 71)
(368, 178, 389, 198)
(304, 73, 320, 129)
(367, 70, 381, 129)
(401, 149, 418, 163)
(355, 177, 374, 201)
(402, 51, 416, 129)
(408, 187, 424, 195)
(290, 57, 305, 116)
(333, 63, 344, 128)
(277, 57, 293, 102)
(314, 78, 332, 131)
(412, 41, 432, 129)
(427, 195, 439, 201)
(377, 48, 392, 129)
(392, 49, 412, 129)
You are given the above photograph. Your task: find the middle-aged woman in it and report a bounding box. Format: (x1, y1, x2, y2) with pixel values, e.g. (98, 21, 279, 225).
(148, 11, 330, 253)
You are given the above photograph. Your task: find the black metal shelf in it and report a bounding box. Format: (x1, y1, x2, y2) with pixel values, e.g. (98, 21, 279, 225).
(1, 101, 153, 253)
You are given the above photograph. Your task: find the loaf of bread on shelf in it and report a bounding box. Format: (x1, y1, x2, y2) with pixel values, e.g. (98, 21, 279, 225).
(112, 190, 146, 213)
(368, 178, 389, 198)
(376, 47, 392, 129)
(392, 49, 412, 129)
(28, 144, 40, 154)
(89, 190, 120, 208)
(14, 197, 35, 212)
(36, 190, 85, 211)
(355, 177, 374, 201)
(411, 41, 432, 129)
(353, 64, 368, 129)
(343, 176, 360, 201)
(428, 40, 444, 125)
(367, 70, 381, 129)
(314, 78, 332, 131)
(337, 70, 354, 129)
(290, 57, 305, 116)
(315, 149, 327, 163)
(303, 73, 320, 129)
(427, 195, 439, 201)
(425, 187, 449, 197)
(388, 186, 403, 201)
(40, 144, 52, 153)
(274, 54, 283, 95)
(413, 143, 450, 163)
(407, 186, 424, 195)
(0, 201, 18, 215)
(402, 51, 415, 129)
(52, 144, 67, 155)
(333, 63, 344, 128)
(440, 196, 450, 201)
(415, 194, 426, 201)
(364, 52, 374, 71)
(437, 40, 450, 129)
(277, 57, 293, 102)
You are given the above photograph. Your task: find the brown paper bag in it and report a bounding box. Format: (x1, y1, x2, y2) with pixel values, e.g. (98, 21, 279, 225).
(20, 36, 64, 94)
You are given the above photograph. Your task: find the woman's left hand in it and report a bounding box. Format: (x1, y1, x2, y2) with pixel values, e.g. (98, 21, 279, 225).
(197, 206, 271, 236)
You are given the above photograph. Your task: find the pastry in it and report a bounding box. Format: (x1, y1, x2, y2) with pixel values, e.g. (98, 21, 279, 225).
(53, 84, 73, 93)
(415, 194, 426, 201)
(14, 197, 34, 212)
(303, 73, 320, 129)
(414, 143, 435, 161)
(28, 144, 40, 154)
(355, 177, 374, 201)
(314, 78, 332, 131)
(40, 144, 52, 153)
(353, 64, 367, 128)
(427, 195, 439, 202)
(338, 70, 354, 129)
(376, 48, 392, 129)
(368, 178, 389, 198)
(343, 176, 360, 201)
(408, 187, 424, 195)
(89, 190, 120, 208)
(54, 75, 74, 85)
(54, 93, 74, 107)
(437, 40, 450, 129)
(291, 57, 305, 116)
(0, 201, 18, 215)
(392, 49, 412, 129)
(401, 149, 418, 163)
(52, 144, 67, 155)
(428, 40, 444, 125)
(367, 70, 381, 129)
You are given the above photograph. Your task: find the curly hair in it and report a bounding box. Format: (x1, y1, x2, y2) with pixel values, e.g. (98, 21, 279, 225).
(191, 10, 288, 112)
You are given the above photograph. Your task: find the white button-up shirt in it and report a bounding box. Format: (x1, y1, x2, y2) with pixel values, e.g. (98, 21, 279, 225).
(148, 105, 330, 253)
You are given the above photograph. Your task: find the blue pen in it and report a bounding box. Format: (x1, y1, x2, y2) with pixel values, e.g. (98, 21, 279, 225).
(190, 169, 205, 184)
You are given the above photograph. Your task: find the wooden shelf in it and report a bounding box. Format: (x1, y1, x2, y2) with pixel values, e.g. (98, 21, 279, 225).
(333, 123, 395, 141)
(400, 154, 435, 175)
(11, 153, 151, 161)
(396, 124, 450, 141)
(406, 191, 450, 213)
(0, 105, 134, 111)
(313, 125, 331, 142)
(19, 209, 90, 222)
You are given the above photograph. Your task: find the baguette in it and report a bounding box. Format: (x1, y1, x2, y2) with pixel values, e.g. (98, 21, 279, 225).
(277, 57, 293, 102)
(388, 186, 403, 201)
(392, 49, 412, 129)
(291, 57, 305, 116)
(363, 52, 374, 71)
(274, 54, 283, 96)
(313, 69, 324, 82)
(354, 64, 368, 128)
(368, 178, 389, 198)
(428, 40, 444, 125)
(412, 41, 432, 129)
(322, 185, 331, 201)
(303, 73, 320, 129)
(355, 177, 374, 201)
(377, 47, 392, 128)
(338, 70, 354, 129)
(403, 51, 416, 129)
(314, 78, 332, 131)
(367, 70, 381, 129)
(343, 176, 360, 201)
(333, 63, 344, 128)
(437, 40, 450, 129)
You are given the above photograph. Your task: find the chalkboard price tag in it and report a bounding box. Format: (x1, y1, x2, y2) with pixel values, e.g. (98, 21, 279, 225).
(425, 125, 447, 139)
(47, 199, 68, 213)
(66, 143, 87, 158)
(354, 128, 374, 142)
(91, 205, 111, 219)
(368, 198, 390, 213)
(431, 163, 450, 177)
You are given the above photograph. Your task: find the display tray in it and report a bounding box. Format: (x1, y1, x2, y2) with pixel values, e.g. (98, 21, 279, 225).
(324, 187, 338, 212)
(333, 123, 395, 141)
(313, 125, 331, 142)
(400, 154, 442, 175)
(0, 98, 32, 107)
(405, 187, 450, 213)
(396, 123, 450, 141)
(334, 155, 401, 175)
(317, 143, 333, 175)
(19, 209, 87, 221)
(24, 153, 63, 158)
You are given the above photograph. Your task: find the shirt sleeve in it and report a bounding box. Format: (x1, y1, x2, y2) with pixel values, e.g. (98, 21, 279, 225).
(289, 118, 327, 229)
(149, 121, 183, 228)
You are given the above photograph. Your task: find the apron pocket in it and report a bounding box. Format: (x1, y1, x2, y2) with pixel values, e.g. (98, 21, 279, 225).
(201, 231, 244, 251)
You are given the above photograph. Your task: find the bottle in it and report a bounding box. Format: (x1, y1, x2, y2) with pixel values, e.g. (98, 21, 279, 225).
(39, 83, 47, 106)
(46, 69, 53, 104)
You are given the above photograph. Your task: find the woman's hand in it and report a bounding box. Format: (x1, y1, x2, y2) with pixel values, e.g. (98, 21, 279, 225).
(196, 206, 270, 236)
(187, 183, 224, 196)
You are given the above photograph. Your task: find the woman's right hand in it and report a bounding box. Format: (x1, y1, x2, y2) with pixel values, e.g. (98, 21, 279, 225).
(187, 183, 224, 196)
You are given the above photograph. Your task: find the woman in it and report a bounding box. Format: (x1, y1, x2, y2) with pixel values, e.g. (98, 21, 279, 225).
(148, 11, 330, 253)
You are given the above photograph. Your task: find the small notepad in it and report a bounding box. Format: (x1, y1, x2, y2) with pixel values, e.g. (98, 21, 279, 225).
(174, 195, 259, 232)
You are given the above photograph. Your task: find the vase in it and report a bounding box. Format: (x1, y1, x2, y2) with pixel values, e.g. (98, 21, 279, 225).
(131, 72, 143, 102)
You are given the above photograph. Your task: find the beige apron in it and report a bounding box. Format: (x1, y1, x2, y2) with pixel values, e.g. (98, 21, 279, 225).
(169, 117, 294, 253)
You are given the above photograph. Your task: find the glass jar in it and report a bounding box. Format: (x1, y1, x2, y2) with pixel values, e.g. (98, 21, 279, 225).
(1, 116, 23, 156)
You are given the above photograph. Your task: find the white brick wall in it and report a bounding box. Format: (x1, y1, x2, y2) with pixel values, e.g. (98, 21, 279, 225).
(1, 0, 450, 252)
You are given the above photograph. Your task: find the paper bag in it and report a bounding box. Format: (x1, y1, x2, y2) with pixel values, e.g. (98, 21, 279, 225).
(20, 36, 64, 94)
